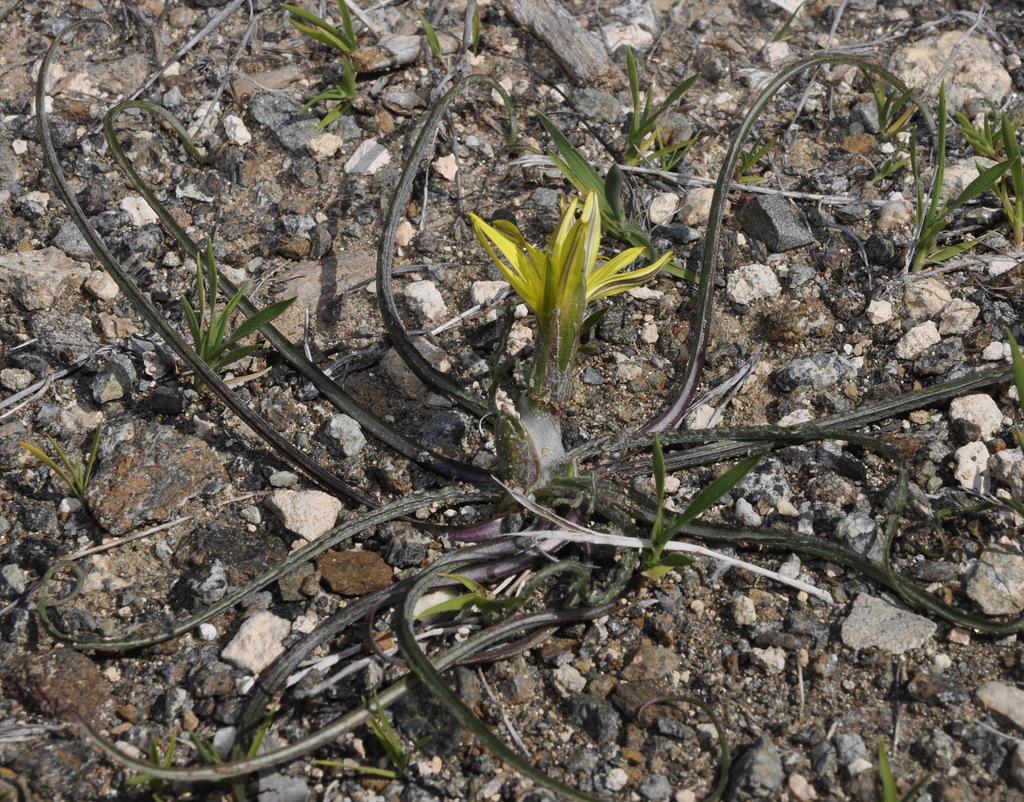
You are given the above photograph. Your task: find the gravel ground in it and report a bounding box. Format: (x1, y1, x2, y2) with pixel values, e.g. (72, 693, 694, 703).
(3, 0, 1024, 800)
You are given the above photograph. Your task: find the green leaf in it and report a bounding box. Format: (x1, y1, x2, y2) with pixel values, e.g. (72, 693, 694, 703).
(536, 113, 608, 205)
(412, 6, 443, 60)
(1008, 329, 1024, 416)
(227, 296, 296, 346)
(661, 449, 768, 540)
(877, 740, 898, 801)
(943, 158, 1011, 215)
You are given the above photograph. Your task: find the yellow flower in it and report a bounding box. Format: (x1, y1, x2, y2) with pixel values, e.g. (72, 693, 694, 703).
(468, 191, 672, 320)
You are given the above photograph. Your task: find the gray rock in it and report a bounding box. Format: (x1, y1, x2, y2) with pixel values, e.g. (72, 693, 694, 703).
(735, 458, 791, 506)
(840, 593, 937, 654)
(833, 732, 866, 767)
(573, 87, 622, 124)
(258, 769, 309, 802)
(249, 93, 318, 155)
(773, 352, 857, 392)
(91, 354, 136, 403)
(565, 694, 622, 744)
(912, 337, 965, 376)
(0, 246, 91, 310)
(967, 548, 1024, 615)
(834, 510, 877, 555)
(416, 411, 469, 450)
(52, 221, 96, 260)
(320, 413, 366, 457)
(735, 194, 814, 252)
(637, 774, 672, 801)
(0, 564, 27, 597)
(726, 734, 784, 799)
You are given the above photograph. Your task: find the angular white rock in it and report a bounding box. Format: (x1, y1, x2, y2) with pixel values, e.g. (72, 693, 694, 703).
(954, 440, 990, 492)
(648, 192, 679, 225)
(403, 280, 448, 323)
(307, 131, 343, 159)
(894, 321, 940, 359)
(221, 611, 291, 674)
(344, 138, 391, 174)
(120, 196, 160, 227)
(938, 298, 979, 335)
(904, 278, 952, 319)
(223, 114, 252, 146)
(726, 263, 781, 305)
(949, 394, 1003, 441)
(265, 488, 343, 540)
(866, 299, 893, 324)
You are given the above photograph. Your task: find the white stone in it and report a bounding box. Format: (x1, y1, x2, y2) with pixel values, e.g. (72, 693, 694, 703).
(0, 368, 33, 392)
(306, 131, 343, 159)
(731, 594, 757, 627)
(677, 187, 716, 227)
(904, 278, 952, 319)
(506, 323, 533, 356)
(847, 758, 873, 777)
(894, 321, 940, 359)
(750, 646, 786, 673)
(866, 299, 893, 324)
(432, 154, 458, 181)
(988, 257, 1018, 277)
(763, 40, 790, 66)
(221, 611, 291, 674)
(198, 623, 218, 641)
(954, 441, 991, 492)
(265, 488, 343, 540)
(223, 114, 251, 146)
(83, 271, 119, 301)
(395, 220, 416, 248)
(324, 413, 366, 457)
(119, 196, 159, 227)
(877, 193, 914, 230)
(12, 139, 28, 155)
(648, 192, 679, 225)
(606, 768, 629, 792)
(938, 298, 980, 335)
(551, 664, 586, 697)
(726, 263, 781, 305)
(787, 773, 818, 802)
(403, 280, 448, 323)
(983, 341, 1007, 361)
(640, 322, 659, 344)
(602, 23, 653, 51)
(950, 394, 1003, 440)
(977, 681, 1024, 731)
(344, 138, 391, 174)
(734, 498, 762, 527)
(471, 280, 510, 307)
(412, 336, 452, 373)
(628, 286, 663, 301)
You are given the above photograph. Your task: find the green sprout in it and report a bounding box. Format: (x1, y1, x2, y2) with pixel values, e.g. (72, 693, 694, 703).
(646, 434, 764, 579)
(955, 107, 1024, 249)
(734, 130, 778, 183)
(318, 694, 429, 779)
(624, 47, 699, 169)
(875, 740, 930, 802)
(863, 70, 918, 140)
(300, 59, 357, 130)
(911, 83, 1012, 270)
(182, 241, 296, 393)
(282, 0, 357, 54)
(412, 6, 444, 61)
(20, 422, 103, 509)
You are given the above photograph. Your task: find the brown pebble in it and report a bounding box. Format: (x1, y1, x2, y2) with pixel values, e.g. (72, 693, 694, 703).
(0, 650, 116, 728)
(316, 549, 393, 595)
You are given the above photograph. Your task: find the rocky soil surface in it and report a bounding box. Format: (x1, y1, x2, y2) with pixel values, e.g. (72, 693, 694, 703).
(4, 0, 1024, 800)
